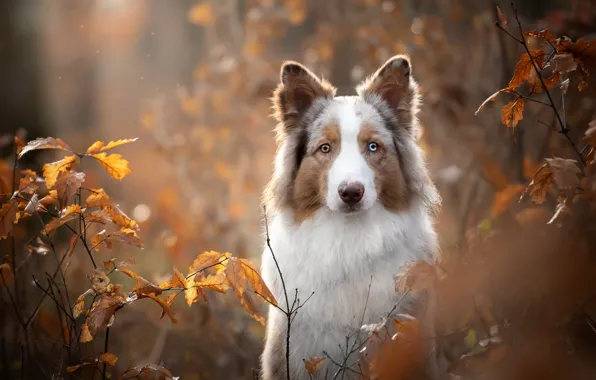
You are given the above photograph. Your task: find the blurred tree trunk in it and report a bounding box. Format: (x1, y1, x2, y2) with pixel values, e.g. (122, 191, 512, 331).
(0, 0, 46, 139)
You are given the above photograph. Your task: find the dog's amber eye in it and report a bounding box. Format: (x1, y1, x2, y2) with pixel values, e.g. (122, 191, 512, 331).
(368, 142, 378, 152)
(319, 143, 331, 153)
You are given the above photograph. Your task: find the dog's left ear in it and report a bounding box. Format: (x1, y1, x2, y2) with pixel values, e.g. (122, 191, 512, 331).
(357, 55, 420, 135)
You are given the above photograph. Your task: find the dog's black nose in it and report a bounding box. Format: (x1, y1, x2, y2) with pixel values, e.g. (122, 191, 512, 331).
(338, 182, 364, 205)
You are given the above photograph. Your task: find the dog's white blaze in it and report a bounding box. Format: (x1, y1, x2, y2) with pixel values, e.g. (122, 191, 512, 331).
(326, 100, 377, 211)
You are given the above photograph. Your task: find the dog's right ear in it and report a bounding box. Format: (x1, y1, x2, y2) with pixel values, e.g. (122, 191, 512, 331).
(272, 61, 335, 132)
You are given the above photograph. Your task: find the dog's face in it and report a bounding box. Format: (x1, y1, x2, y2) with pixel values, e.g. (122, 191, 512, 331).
(267, 55, 427, 221)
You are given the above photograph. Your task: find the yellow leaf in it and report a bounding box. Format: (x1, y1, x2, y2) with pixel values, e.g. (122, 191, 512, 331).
(43, 155, 77, 189)
(193, 273, 228, 294)
(188, 251, 230, 277)
(62, 204, 82, 217)
(90, 153, 132, 180)
(98, 352, 118, 366)
(304, 356, 325, 375)
(44, 212, 79, 234)
(86, 138, 138, 155)
(188, 2, 214, 26)
(73, 294, 86, 318)
(240, 259, 276, 305)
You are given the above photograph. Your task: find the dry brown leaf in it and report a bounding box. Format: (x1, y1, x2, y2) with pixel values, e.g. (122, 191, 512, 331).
(62, 203, 82, 217)
(67, 362, 92, 373)
(523, 164, 554, 204)
(73, 294, 86, 319)
(475, 88, 514, 115)
(551, 53, 578, 74)
(116, 364, 175, 380)
(83, 295, 125, 341)
(500, 98, 525, 129)
(144, 293, 177, 324)
(43, 155, 77, 189)
(18, 137, 71, 158)
(86, 138, 138, 155)
(23, 194, 41, 215)
(110, 228, 144, 248)
(55, 171, 85, 210)
(545, 157, 581, 190)
(509, 50, 545, 89)
(394, 260, 436, 293)
(103, 204, 139, 231)
(90, 153, 132, 181)
(496, 6, 507, 29)
(491, 184, 525, 218)
(99, 352, 118, 366)
(240, 259, 277, 305)
(226, 257, 266, 325)
(304, 356, 325, 375)
(80, 323, 93, 343)
(85, 210, 112, 225)
(91, 230, 111, 251)
(44, 211, 79, 234)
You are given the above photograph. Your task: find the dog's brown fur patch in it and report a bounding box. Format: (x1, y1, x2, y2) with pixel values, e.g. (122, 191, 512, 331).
(291, 123, 340, 222)
(358, 123, 409, 211)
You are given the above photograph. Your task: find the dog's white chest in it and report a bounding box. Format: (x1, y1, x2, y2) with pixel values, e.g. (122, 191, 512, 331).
(261, 204, 436, 366)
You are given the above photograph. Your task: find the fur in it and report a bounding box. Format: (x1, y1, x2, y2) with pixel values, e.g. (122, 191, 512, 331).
(260, 56, 441, 380)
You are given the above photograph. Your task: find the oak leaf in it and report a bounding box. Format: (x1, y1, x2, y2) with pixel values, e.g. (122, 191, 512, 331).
(43, 155, 77, 189)
(89, 153, 132, 181)
(86, 138, 138, 155)
(55, 171, 85, 210)
(81, 295, 125, 342)
(509, 50, 545, 89)
(545, 157, 580, 190)
(18, 137, 71, 158)
(500, 98, 525, 129)
(523, 164, 554, 204)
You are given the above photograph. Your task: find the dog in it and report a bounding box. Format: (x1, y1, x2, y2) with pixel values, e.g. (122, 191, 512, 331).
(260, 55, 441, 380)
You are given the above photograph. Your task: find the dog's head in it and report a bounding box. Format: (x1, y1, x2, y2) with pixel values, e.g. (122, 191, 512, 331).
(265, 55, 438, 221)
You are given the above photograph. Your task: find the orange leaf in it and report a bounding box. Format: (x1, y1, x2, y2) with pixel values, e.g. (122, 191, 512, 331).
(18, 137, 71, 158)
(188, 251, 230, 277)
(491, 184, 525, 218)
(523, 164, 553, 204)
(86, 138, 138, 155)
(85, 188, 113, 208)
(475, 88, 514, 115)
(80, 323, 93, 343)
(240, 259, 277, 305)
(90, 153, 132, 180)
(500, 98, 525, 129)
(40, 190, 58, 208)
(43, 155, 77, 189)
(44, 211, 79, 234)
(304, 356, 325, 375)
(145, 293, 177, 324)
(98, 352, 118, 366)
(0, 198, 18, 239)
(509, 50, 545, 89)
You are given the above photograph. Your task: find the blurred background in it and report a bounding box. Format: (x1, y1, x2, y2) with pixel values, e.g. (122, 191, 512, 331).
(2, 0, 596, 379)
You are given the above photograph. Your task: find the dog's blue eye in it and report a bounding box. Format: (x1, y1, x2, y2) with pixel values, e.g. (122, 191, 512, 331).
(368, 142, 378, 152)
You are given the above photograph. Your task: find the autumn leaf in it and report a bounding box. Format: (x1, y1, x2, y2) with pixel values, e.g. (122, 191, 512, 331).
(240, 259, 276, 305)
(394, 260, 436, 293)
(85, 188, 113, 207)
(491, 184, 525, 217)
(188, 2, 214, 25)
(523, 164, 553, 204)
(475, 88, 514, 115)
(89, 153, 132, 181)
(145, 293, 177, 324)
(545, 157, 581, 190)
(80, 323, 93, 343)
(500, 98, 525, 129)
(43, 155, 77, 189)
(304, 356, 325, 375)
(67, 362, 93, 373)
(103, 204, 139, 231)
(188, 251, 230, 278)
(86, 138, 138, 155)
(82, 295, 125, 342)
(1, 198, 19, 239)
(85, 210, 112, 226)
(551, 53, 578, 74)
(55, 171, 85, 210)
(111, 228, 143, 248)
(40, 190, 58, 208)
(23, 193, 41, 215)
(194, 273, 228, 294)
(73, 289, 93, 318)
(91, 230, 112, 251)
(18, 169, 41, 194)
(116, 364, 175, 380)
(18, 137, 71, 158)
(509, 50, 545, 89)
(496, 6, 507, 29)
(99, 352, 118, 366)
